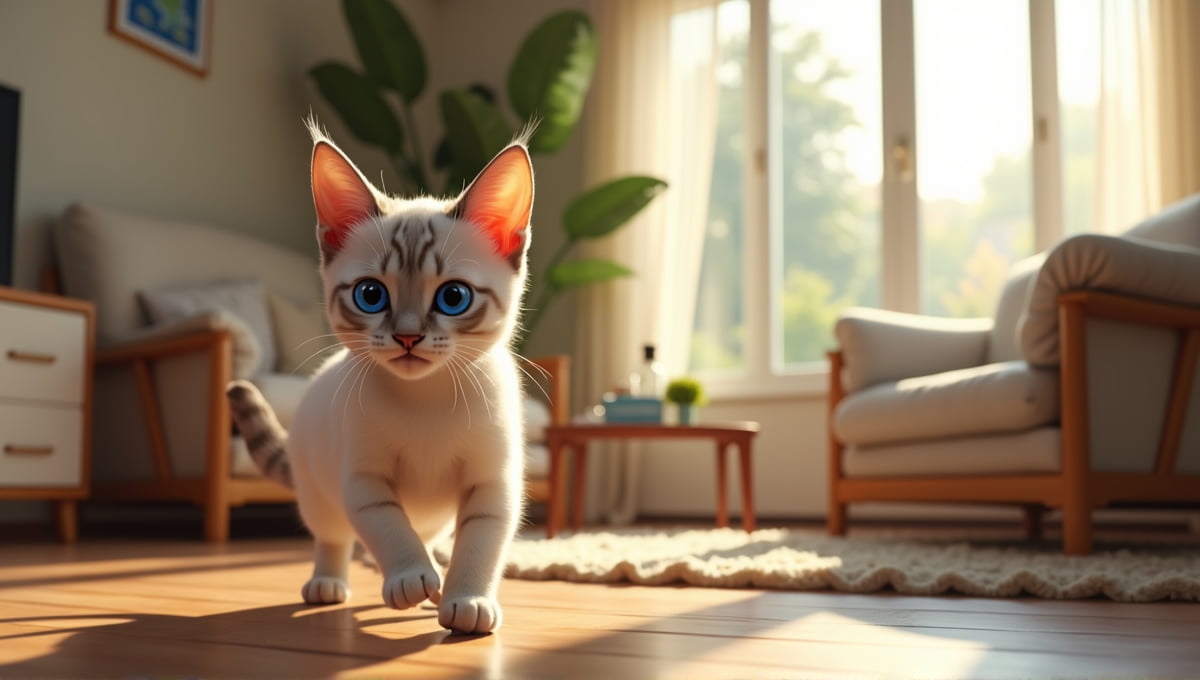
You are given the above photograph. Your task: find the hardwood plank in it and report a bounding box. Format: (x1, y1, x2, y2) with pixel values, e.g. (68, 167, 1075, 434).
(2, 537, 1198, 679)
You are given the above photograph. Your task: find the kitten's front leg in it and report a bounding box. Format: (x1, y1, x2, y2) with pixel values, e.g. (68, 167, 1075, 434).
(439, 481, 519, 633)
(343, 473, 441, 609)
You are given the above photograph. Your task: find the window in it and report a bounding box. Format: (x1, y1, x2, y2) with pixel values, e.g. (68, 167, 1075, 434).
(685, 0, 1103, 395)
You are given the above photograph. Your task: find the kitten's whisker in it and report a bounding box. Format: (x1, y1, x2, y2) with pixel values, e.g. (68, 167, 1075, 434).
(355, 351, 374, 415)
(457, 358, 494, 425)
(294, 332, 368, 347)
(332, 351, 372, 413)
(453, 345, 500, 390)
(291, 337, 369, 375)
(342, 354, 373, 422)
(446, 356, 472, 428)
(509, 355, 553, 405)
(438, 219, 458, 261)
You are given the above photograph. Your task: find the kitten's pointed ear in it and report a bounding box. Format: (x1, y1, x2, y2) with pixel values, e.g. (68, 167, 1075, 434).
(453, 145, 534, 266)
(311, 141, 379, 258)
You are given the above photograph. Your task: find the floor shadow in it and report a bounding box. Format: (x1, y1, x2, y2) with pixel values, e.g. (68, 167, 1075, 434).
(0, 602, 454, 678)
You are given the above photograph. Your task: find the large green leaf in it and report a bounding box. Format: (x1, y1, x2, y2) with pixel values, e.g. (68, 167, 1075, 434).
(439, 89, 514, 193)
(507, 11, 597, 154)
(342, 0, 426, 103)
(547, 259, 633, 290)
(309, 62, 405, 153)
(563, 176, 668, 241)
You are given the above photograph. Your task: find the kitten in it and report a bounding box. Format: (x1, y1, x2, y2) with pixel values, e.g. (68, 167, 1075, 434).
(226, 124, 533, 634)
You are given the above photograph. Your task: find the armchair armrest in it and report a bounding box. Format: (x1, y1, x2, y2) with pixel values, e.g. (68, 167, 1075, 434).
(92, 317, 237, 486)
(835, 307, 992, 393)
(97, 310, 260, 378)
(1021, 233, 1200, 366)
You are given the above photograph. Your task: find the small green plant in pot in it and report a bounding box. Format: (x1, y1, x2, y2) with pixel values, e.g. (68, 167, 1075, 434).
(665, 377, 706, 425)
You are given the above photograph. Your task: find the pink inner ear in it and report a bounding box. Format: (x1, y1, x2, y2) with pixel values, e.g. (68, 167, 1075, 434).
(460, 146, 534, 257)
(312, 143, 377, 252)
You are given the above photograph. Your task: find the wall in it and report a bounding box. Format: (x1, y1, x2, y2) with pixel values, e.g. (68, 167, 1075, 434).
(0, 0, 435, 290)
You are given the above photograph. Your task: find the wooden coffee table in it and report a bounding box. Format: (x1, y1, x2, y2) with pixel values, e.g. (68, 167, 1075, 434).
(542, 421, 760, 537)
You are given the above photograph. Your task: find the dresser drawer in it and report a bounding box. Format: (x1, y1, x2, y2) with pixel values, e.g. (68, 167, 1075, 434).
(0, 300, 87, 405)
(0, 402, 83, 487)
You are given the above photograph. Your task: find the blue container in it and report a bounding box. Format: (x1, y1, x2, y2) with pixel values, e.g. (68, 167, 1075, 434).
(602, 395, 663, 423)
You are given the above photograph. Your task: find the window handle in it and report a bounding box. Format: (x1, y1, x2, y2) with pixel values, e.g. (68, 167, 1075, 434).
(892, 136, 914, 183)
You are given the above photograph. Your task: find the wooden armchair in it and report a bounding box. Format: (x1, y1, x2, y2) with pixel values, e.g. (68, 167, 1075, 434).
(524, 354, 571, 528)
(91, 329, 293, 542)
(827, 195, 1200, 555)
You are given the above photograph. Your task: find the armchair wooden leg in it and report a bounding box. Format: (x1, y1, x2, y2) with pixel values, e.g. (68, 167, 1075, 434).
(204, 501, 230, 543)
(1022, 504, 1044, 540)
(1062, 504, 1093, 556)
(827, 498, 847, 536)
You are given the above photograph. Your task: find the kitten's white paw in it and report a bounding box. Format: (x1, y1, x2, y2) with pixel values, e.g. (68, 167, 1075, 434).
(382, 567, 441, 609)
(302, 577, 350, 604)
(438, 595, 502, 634)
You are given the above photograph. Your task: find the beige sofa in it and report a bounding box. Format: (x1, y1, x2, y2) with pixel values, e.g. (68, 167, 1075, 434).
(53, 203, 326, 540)
(828, 193, 1200, 554)
(53, 202, 566, 541)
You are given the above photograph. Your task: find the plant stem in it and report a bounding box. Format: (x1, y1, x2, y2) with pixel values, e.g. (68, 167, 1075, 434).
(400, 100, 429, 194)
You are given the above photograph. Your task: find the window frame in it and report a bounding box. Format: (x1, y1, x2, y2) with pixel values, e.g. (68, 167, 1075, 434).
(698, 0, 1068, 400)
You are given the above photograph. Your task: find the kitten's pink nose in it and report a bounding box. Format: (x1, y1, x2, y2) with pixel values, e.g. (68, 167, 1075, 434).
(393, 334, 425, 351)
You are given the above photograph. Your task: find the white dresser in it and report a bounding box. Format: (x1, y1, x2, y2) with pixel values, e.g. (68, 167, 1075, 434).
(0, 287, 94, 542)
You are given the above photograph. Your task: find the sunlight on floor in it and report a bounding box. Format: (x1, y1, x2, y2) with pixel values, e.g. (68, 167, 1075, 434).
(675, 610, 989, 679)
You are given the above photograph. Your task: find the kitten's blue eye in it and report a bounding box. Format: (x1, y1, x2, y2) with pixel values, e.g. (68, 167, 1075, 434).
(352, 279, 389, 314)
(434, 281, 473, 316)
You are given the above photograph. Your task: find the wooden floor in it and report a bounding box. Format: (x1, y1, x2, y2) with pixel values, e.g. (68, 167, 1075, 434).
(2, 533, 1199, 679)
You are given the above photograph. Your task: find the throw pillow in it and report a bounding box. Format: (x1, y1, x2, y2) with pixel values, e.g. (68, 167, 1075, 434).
(139, 279, 277, 377)
(268, 293, 340, 375)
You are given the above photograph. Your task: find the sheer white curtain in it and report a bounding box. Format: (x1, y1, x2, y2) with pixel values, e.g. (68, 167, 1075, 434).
(575, 0, 720, 523)
(1148, 0, 1200, 206)
(1096, 0, 1200, 232)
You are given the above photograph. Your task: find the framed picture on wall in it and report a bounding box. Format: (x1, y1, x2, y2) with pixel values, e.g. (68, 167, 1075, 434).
(108, 0, 212, 78)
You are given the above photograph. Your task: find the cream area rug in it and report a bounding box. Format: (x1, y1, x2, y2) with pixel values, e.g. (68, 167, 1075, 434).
(495, 527, 1200, 603)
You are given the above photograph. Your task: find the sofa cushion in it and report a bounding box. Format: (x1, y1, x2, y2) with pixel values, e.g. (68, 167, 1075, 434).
(268, 293, 339, 376)
(835, 308, 992, 393)
(987, 253, 1044, 363)
(231, 372, 313, 478)
(834, 360, 1059, 446)
(140, 279, 277, 377)
(842, 427, 1060, 477)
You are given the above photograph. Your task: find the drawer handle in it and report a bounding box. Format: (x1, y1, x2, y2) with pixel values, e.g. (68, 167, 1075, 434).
(7, 349, 58, 365)
(4, 444, 54, 456)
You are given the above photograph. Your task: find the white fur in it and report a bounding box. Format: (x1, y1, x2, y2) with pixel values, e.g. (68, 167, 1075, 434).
(286, 141, 531, 634)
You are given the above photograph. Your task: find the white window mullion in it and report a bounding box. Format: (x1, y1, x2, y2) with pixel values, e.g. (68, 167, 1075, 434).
(1030, 0, 1065, 252)
(880, 0, 919, 314)
(744, 0, 772, 382)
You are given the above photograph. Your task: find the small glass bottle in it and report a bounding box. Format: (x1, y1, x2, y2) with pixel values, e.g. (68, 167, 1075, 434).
(630, 344, 666, 399)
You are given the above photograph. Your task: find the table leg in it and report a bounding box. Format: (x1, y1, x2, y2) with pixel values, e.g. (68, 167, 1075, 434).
(547, 441, 564, 538)
(715, 442, 729, 529)
(738, 439, 756, 533)
(571, 444, 588, 532)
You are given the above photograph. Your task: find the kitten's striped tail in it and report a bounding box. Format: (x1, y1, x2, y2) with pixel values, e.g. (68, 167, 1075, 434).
(226, 380, 293, 488)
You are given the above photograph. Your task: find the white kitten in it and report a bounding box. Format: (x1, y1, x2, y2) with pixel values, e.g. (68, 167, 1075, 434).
(228, 125, 533, 634)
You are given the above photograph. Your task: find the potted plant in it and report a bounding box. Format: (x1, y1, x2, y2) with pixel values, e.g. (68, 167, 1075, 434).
(665, 377, 706, 425)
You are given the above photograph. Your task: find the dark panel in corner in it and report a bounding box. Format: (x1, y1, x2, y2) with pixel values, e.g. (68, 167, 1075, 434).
(0, 84, 17, 288)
